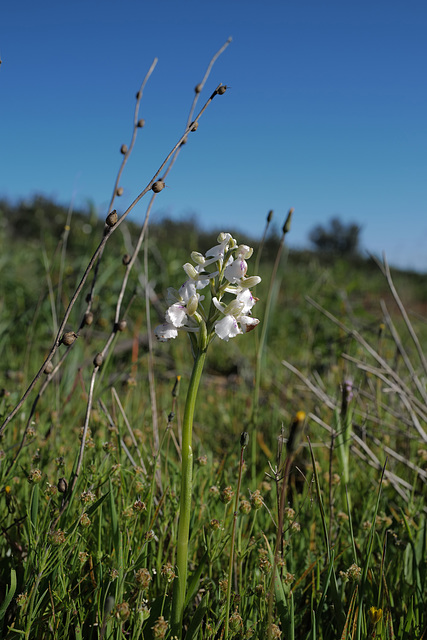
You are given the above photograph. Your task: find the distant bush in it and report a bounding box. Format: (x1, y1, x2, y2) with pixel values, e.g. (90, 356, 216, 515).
(309, 216, 361, 256)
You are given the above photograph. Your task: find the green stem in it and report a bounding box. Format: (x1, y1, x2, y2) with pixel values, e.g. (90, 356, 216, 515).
(171, 347, 207, 638)
(251, 230, 286, 481)
(224, 437, 247, 639)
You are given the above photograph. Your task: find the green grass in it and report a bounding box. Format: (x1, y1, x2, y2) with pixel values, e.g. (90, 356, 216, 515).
(0, 200, 426, 640)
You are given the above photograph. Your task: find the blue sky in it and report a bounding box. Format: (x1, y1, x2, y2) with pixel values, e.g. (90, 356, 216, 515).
(1, 0, 426, 271)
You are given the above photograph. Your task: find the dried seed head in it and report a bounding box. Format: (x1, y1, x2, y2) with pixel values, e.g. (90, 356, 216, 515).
(120, 144, 128, 154)
(93, 353, 103, 367)
(106, 210, 118, 227)
(283, 207, 294, 235)
(57, 477, 68, 493)
(116, 320, 127, 332)
(83, 311, 94, 326)
(136, 91, 142, 100)
(267, 209, 274, 223)
(152, 180, 165, 193)
(189, 121, 198, 132)
(195, 83, 202, 93)
(137, 118, 145, 128)
(44, 361, 54, 375)
(61, 331, 77, 346)
(217, 85, 227, 95)
(122, 254, 131, 266)
(180, 136, 188, 146)
(286, 410, 306, 455)
(240, 432, 249, 448)
(116, 187, 124, 196)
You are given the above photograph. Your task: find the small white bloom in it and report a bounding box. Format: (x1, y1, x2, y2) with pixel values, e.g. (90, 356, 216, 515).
(214, 314, 242, 341)
(212, 295, 259, 341)
(224, 256, 248, 283)
(236, 288, 258, 313)
(238, 315, 260, 333)
(166, 303, 187, 327)
(154, 323, 178, 341)
(204, 232, 234, 266)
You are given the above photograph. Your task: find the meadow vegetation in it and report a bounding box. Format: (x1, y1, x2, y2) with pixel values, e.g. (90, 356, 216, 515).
(0, 49, 426, 640)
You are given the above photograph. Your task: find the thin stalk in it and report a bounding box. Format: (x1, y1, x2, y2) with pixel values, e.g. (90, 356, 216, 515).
(224, 433, 248, 639)
(171, 346, 207, 638)
(251, 209, 293, 481)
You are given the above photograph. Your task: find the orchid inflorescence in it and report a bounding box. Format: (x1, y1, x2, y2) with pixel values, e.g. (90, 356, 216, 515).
(154, 232, 261, 348)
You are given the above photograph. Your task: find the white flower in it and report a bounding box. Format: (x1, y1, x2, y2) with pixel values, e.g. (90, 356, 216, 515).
(164, 281, 203, 328)
(224, 256, 247, 283)
(165, 303, 188, 328)
(215, 315, 242, 341)
(212, 296, 259, 342)
(154, 323, 178, 341)
(154, 232, 261, 343)
(182, 264, 211, 290)
(204, 232, 235, 267)
(236, 288, 257, 313)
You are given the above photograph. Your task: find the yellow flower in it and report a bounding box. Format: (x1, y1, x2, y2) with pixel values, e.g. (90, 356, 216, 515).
(368, 606, 383, 624)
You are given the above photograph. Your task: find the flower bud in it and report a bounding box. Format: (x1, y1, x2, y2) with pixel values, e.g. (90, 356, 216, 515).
(236, 244, 253, 259)
(282, 208, 294, 235)
(241, 276, 261, 288)
(240, 432, 249, 448)
(186, 294, 199, 316)
(286, 410, 306, 455)
(190, 251, 205, 265)
(183, 262, 198, 279)
(223, 299, 244, 317)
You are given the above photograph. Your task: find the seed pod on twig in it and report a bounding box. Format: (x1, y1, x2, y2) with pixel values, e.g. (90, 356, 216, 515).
(137, 118, 145, 128)
(120, 144, 128, 154)
(44, 361, 54, 375)
(93, 353, 103, 367)
(116, 187, 124, 196)
(189, 121, 198, 132)
(106, 210, 118, 227)
(61, 331, 77, 346)
(195, 83, 202, 93)
(83, 311, 94, 326)
(217, 85, 227, 95)
(115, 320, 127, 332)
(122, 254, 131, 266)
(152, 181, 165, 193)
(57, 477, 68, 493)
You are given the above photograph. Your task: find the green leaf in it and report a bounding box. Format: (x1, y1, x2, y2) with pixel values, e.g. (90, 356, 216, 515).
(184, 592, 209, 640)
(0, 568, 17, 621)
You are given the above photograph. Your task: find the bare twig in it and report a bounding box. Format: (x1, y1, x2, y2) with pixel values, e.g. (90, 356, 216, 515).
(0, 77, 228, 436)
